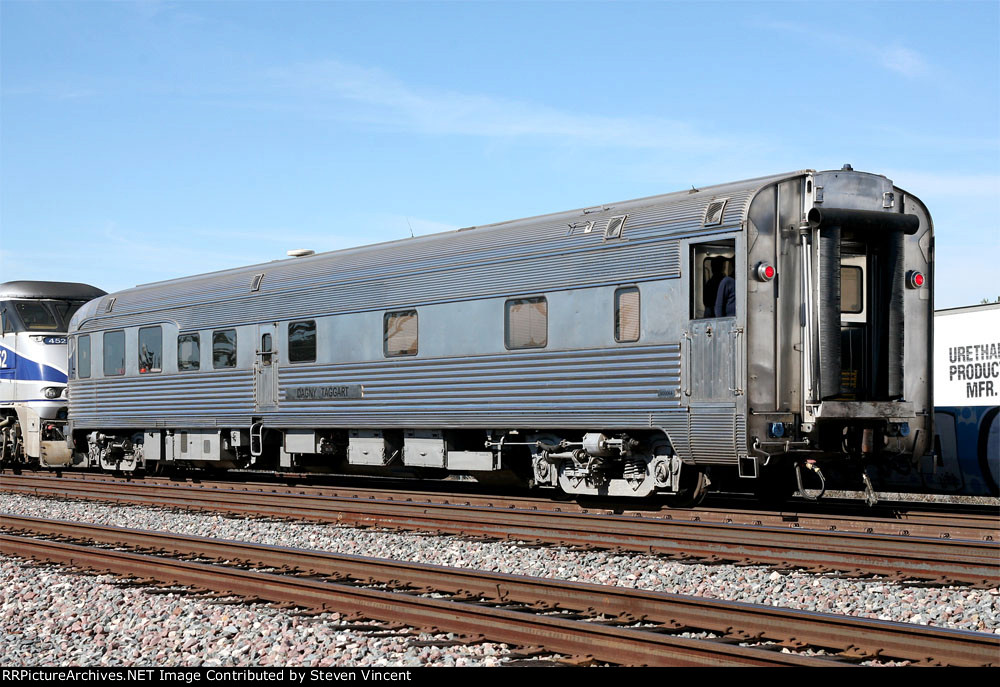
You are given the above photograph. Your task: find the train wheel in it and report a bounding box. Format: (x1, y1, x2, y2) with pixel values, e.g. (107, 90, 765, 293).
(663, 467, 708, 508)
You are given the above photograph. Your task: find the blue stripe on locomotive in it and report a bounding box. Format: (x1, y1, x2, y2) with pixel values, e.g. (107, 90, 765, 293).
(936, 405, 1000, 497)
(0, 344, 68, 383)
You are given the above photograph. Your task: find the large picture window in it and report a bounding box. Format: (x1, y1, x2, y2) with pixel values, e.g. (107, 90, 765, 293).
(384, 311, 418, 357)
(138, 326, 162, 374)
(213, 329, 237, 369)
(288, 320, 316, 363)
(104, 330, 125, 376)
(178, 333, 200, 371)
(505, 297, 547, 349)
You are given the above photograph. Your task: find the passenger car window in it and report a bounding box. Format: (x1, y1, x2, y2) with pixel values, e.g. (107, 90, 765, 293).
(138, 326, 162, 373)
(178, 334, 200, 371)
(103, 330, 125, 376)
(384, 311, 418, 357)
(505, 297, 547, 349)
(288, 320, 316, 363)
(213, 329, 237, 369)
(615, 287, 640, 343)
(78, 335, 91, 378)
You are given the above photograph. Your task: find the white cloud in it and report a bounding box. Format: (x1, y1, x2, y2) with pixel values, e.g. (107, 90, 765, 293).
(755, 20, 931, 79)
(877, 46, 929, 78)
(264, 60, 736, 151)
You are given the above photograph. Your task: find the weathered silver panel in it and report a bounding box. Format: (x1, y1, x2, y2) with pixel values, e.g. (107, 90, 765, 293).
(284, 429, 318, 454)
(447, 450, 495, 471)
(814, 401, 915, 419)
(143, 430, 163, 462)
(348, 429, 393, 466)
(687, 319, 739, 401)
(170, 430, 227, 461)
(403, 429, 445, 468)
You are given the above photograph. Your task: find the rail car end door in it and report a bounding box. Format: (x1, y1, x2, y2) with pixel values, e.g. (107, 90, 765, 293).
(681, 240, 746, 466)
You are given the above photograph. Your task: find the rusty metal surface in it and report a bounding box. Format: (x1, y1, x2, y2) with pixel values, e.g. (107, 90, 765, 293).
(4, 514, 996, 666)
(3, 475, 997, 586)
(12, 471, 999, 540)
(0, 531, 841, 667)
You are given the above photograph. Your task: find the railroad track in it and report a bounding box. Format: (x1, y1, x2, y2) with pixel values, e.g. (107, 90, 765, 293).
(3, 515, 997, 666)
(3, 474, 998, 587)
(6, 470, 999, 540)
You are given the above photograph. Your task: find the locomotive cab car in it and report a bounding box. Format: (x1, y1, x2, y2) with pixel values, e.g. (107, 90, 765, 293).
(1, 281, 107, 468)
(65, 167, 933, 503)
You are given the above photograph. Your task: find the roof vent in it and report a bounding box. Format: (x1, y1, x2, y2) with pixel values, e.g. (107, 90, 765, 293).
(567, 220, 595, 235)
(604, 214, 628, 240)
(287, 249, 315, 258)
(842, 163, 854, 171)
(250, 273, 264, 292)
(703, 198, 729, 226)
(104, 297, 116, 313)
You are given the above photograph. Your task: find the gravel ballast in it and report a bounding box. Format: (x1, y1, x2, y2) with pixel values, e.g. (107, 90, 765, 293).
(1, 556, 510, 667)
(2, 492, 997, 666)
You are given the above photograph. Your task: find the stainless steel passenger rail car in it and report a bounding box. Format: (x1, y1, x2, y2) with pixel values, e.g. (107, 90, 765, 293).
(65, 167, 934, 503)
(1, 281, 107, 467)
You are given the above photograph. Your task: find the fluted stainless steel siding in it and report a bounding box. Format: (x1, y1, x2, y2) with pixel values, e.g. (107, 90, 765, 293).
(71, 344, 681, 430)
(70, 369, 255, 428)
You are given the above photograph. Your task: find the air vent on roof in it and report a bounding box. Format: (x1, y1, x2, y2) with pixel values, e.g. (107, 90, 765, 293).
(703, 198, 729, 226)
(104, 297, 116, 313)
(251, 273, 264, 292)
(604, 214, 628, 240)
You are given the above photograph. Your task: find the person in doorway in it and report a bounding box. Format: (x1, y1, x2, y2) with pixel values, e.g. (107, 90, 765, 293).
(703, 256, 727, 318)
(715, 259, 736, 317)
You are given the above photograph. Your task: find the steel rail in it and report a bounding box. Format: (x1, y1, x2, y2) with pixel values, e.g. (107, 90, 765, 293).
(8, 472, 998, 541)
(3, 476, 997, 586)
(0, 532, 841, 668)
(3, 514, 996, 666)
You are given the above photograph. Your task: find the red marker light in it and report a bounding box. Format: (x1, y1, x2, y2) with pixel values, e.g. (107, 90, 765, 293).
(756, 262, 776, 281)
(906, 270, 925, 289)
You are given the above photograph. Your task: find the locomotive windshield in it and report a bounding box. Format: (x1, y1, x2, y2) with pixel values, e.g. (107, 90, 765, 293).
(3, 299, 87, 332)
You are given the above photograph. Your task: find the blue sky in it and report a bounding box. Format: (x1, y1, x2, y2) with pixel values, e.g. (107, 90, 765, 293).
(1, 0, 997, 307)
